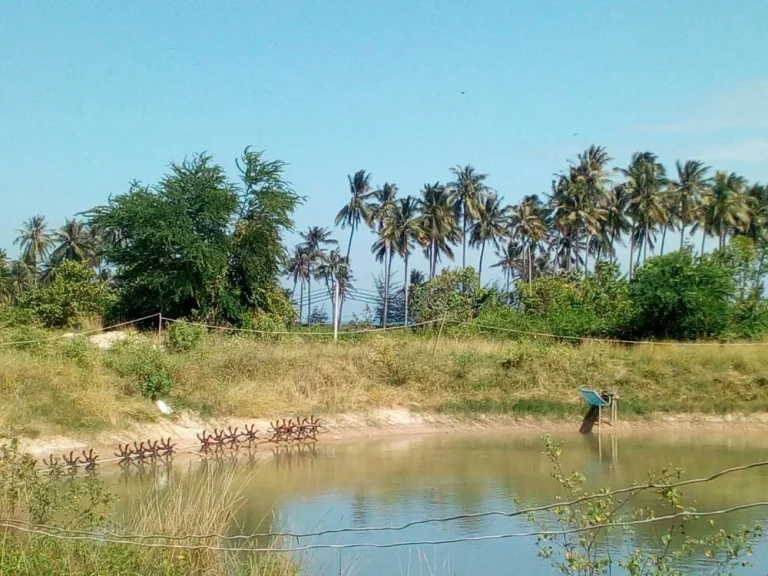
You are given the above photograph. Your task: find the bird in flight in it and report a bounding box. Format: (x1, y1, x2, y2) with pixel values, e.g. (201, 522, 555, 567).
(460, 91, 466, 95)
(572, 133, 578, 136)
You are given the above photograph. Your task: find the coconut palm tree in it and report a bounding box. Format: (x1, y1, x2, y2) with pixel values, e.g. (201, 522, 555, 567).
(417, 182, 460, 279)
(743, 183, 768, 244)
(617, 152, 667, 276)
(469, 193, 509, 285)
(335, 170, 374, 261)
(492, 240, 525, 295)
(286, 246, 312, 323)
(670, 160, 710, 252)
(300, 226, 337, 324)
(706, 171, 750, 249)
(315, 249, 349, 327)
(449, 165, 489, 269)
(509, 195, 548, 283)
(370, 183, 399, 326)
(50, 218, 93, 265)
(391, 196, 421, 325)
(5, 260, 34, 303)
(14, 214, 53, 284)
(601, 183, 631, 264)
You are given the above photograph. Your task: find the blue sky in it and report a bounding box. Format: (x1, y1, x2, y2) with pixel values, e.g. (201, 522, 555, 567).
(1, 1, 767, 318)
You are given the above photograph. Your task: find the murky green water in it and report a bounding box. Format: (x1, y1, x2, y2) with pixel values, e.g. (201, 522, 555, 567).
(112, 430, 768, 575)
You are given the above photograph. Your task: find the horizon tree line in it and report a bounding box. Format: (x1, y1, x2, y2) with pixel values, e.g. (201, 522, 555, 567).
(2, 145, 767, 326)
(287, 145, 767, 325)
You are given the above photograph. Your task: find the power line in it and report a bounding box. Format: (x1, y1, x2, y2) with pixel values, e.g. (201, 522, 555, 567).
(2, 502, 767, 553)
(14, 458, 768, 542)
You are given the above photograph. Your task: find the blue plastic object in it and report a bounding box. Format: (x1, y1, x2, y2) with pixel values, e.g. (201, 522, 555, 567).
(579, 388, 611, 407)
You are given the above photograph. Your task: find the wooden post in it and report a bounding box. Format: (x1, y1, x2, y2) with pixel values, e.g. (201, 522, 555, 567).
(333, 277, 340, 342)
(432, 317, 446, 357)
(157, 313, 162, 343)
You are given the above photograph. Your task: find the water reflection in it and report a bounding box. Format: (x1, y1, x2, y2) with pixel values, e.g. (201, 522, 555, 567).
(110, 431, 768, 575)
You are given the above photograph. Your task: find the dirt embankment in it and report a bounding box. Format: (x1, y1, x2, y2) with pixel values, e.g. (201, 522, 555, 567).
(18, 408, 768, 460)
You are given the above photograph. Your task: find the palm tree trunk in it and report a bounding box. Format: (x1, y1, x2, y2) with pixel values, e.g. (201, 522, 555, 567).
(307, 271, 312, 325)
(701, 232, 706, 256)
(629, 224, 636, 279)
(430, 240, 436, 279)
(403, 252, 410, 326)
(346, 225, 355, 262)
(609, 226, 617, 264)
(462, 212, 467, 269)
(584, 234, 592, 275)
(290, 279, 297, 301)
(660, 225, 667, 256)
(478, 240, 486, 285)
(680, 224, 686, 252)
(299, 281, 304, 326)
(339, 226, 355, 322)
(643, 222, 649, 263)
(383, 247, 391, 328)
(527, 245, 533, 284)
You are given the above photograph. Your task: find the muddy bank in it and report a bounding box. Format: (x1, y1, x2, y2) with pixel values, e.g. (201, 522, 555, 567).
(16, 408, 768, 460)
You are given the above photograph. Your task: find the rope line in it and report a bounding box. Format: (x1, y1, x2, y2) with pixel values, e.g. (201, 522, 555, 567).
(2, 502, 767, 552)
(0, 313, 160, 347)
(18, 459, 768, 541)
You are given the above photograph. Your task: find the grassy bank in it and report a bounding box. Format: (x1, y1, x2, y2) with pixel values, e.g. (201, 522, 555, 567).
(1, 326, 768, 438)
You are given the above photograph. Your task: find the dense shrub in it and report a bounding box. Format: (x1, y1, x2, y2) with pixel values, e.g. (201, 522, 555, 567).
(165, 321, 205, 352)
(105, 338, 173, 400)
(629, 249, 734, 340)
(411, 268, 487, 324)
(18, 261, 114, 328)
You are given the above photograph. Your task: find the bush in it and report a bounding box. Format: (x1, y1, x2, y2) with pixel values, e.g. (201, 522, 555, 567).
(630, 249, 734, 340)
(165, 321, 205, 353)
(18, 261, 114, 328)
(105, 339, 173, 400)
(411, 267, 486, 324)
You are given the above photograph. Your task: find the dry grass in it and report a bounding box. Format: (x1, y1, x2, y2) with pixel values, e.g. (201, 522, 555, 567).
(1, 329, 768, 437)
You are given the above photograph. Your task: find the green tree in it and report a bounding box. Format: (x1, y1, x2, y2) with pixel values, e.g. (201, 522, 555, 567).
(50, 218, 93, 266)
(88, 153, 256, 322)
(392, 196, 421, 325)
(509, 195, 547, 283)
(417, 182, 460, 279)
(449, 165, 489, 269)
(492, 240, 524, 295)
(705, 171, 750, 250)
(285, 245, 311, 322)
(300, 226, 337, 324)
(14, 214, 53, 284)
(335, 170, 374, 262)
(228, 148, 302, 320)
(670, 159, 710, 251)
(630, 249, 734, 339)
(469, 193, 509, 285)
(618, 152, 667, 276)
(370, 183, 399, 326)
(602, 183, 631, 264)
(19, 260, 114, 328)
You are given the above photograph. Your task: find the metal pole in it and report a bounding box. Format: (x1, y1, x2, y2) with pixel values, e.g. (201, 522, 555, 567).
(333, 277, 340, 342)
(157, 313, 162, 342)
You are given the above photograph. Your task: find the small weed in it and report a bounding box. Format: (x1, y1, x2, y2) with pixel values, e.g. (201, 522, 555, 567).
(165, 321, 205, 353)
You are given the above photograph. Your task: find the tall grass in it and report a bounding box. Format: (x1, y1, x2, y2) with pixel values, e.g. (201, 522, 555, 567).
(1, 327, 768, 437)
(0, 440, 298, 575)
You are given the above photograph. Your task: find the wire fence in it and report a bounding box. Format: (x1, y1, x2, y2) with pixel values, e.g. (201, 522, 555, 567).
(3, 312, 768, 347)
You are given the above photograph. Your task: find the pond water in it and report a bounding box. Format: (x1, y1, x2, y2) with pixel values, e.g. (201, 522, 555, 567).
(112, 430, 768, 575)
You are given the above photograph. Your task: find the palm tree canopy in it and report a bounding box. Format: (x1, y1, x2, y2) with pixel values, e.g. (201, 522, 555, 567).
(14, 214, 53, 267)
(50, 218, 93, 265)
(335, 170, 374, 229)
(469, 193, 509, 250)
(300, 226, 338, 253)
(449, 164, 489, 222)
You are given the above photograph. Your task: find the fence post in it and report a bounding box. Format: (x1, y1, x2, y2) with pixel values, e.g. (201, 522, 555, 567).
(432, 317, 446, 357)
(157, 313, 163, 343)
